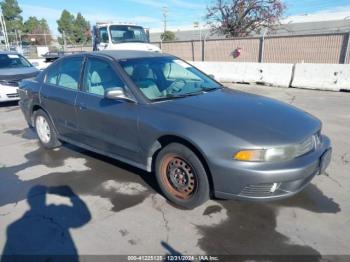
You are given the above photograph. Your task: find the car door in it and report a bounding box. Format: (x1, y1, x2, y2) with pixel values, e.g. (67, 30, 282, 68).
(96, 27, 109, 50)
(76, 56, 140, 162)
(40, 56, 84, 140)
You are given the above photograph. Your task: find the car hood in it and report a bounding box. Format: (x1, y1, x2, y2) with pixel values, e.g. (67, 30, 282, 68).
(0, 67, 39, 82)
(154, 88, 321, 147)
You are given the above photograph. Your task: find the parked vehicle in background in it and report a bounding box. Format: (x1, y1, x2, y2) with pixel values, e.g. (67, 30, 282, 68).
(0, 52, 40, 102)
(18, 51, 332, 209)
(92, 22, 161, 52)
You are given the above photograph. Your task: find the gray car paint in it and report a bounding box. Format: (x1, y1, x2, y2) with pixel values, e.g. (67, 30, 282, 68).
(18, 51, 331, 201)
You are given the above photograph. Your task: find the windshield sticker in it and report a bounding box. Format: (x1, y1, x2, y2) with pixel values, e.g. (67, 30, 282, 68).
(8, 54, 19, 59)
(174, 60, 191, 68)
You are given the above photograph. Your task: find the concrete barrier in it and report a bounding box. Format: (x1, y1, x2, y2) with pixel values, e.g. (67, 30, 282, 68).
(190, 62, 294, 88)
(28, 59, 52, 70)
(292, 63, 350, 91)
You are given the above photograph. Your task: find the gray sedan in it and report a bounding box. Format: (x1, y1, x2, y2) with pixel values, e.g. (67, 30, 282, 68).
(18, 51, 332, 208)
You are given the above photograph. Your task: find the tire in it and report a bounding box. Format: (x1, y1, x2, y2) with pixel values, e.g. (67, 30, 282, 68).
(34, 109, 61, 149)
(155, 143, 210, 209)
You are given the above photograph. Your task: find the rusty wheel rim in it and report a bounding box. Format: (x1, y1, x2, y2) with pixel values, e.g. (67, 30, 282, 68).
(160, 154, 197, 200)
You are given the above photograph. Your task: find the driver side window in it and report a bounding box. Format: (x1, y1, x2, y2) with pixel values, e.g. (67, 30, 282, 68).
(83, 58, 125, 96)
(99, 27, 108, 43)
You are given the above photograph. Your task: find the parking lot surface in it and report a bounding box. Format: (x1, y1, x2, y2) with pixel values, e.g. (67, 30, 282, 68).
(0, 84, 349, 259)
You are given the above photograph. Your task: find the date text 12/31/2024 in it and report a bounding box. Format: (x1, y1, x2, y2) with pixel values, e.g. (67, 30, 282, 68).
(127, 255, 220, 261)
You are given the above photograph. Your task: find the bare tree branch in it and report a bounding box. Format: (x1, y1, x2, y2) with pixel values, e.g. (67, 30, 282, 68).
(206, 0, 285, 37)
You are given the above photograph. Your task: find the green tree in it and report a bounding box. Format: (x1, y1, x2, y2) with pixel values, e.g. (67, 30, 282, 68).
(57, 9, 75, 45)
(73, 12, 91, 44)
(23, 17, 52, 45)
(0, 0, 23, 41)
(57, 10, 91, 45)
(23, 16, 39, 33)
(161, 31, 176, 41)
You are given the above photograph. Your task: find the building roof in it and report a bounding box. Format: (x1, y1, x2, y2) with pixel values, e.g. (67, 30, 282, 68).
(0, 51, 20, 55)
(150, 19, 350, 42)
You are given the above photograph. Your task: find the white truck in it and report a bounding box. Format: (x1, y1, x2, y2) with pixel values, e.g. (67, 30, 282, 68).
(92, 22, 161, 52)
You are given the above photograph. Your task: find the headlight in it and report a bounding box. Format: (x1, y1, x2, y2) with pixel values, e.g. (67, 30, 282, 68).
(234, 135, 316, 162)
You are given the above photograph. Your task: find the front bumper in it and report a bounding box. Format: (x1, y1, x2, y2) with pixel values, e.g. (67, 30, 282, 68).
(0, 93, 20, 102)
(0, 86, 20, 102)
(212, 135, 332, 201)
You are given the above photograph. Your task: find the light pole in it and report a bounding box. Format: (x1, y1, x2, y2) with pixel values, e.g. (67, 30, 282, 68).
(162, 6, 168, 33)
(0, 11, 9, 50)
(193, 21, 202, 42)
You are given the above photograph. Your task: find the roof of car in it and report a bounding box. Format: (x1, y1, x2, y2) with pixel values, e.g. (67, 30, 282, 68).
(90, 50, 171, 60)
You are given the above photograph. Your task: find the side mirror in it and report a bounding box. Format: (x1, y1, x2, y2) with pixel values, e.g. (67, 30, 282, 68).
(145, 29, 150, 43)
(93, 26, 100, 44)
(105, 88, 135, 103)
(31, 62, 39, 67)
(208, 74, 215, 79)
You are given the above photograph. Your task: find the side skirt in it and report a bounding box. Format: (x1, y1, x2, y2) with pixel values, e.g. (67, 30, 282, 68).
(58, 135, 150, 172)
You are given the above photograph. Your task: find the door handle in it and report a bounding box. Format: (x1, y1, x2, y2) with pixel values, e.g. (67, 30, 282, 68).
(78, 103, 87, 111)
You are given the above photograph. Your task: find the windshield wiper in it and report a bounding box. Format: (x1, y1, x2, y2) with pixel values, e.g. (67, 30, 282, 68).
(153, 91, 205, 101)
(200, 86, 222, 92)
(153, 87, 222, 102)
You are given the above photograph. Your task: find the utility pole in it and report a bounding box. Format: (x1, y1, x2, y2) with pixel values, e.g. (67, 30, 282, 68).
(162, 6, 168, 33)
(0, 11, 9, 50)
(193, 21, 202, 42)
(44, 30, 47, 47)
(62, 31, 67, 51)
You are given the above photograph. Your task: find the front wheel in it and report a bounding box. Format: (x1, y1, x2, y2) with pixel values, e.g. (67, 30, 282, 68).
(155, 143, 210, 209)
(34, 109, 61, 149)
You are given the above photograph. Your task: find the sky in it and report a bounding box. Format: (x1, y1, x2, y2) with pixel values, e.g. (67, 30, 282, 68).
(17, 0, 350, 35)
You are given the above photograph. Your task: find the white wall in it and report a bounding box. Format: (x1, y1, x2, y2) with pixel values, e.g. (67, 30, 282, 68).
(292, 63, 350, 91)
(27, 59, 350, 92)
(190, 61, 350, 91)
(190, 62, 293, 88)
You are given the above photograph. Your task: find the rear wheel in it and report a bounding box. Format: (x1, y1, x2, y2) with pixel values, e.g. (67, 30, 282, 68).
(34, 109, 61, 149)
(155, 143, 210, 209)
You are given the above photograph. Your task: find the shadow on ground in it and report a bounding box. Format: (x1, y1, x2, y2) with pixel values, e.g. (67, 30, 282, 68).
(1, 185, 91, 262)
(197, 184, 340, 259)
(0, 128, 160, 213)
(0, 127, 342, 258)
(0, 101, 18, 108)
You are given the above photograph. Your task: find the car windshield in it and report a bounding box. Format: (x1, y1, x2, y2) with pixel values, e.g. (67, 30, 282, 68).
(110, 25, 148, 44)
(119, 57, 222, 101)
(0, 54, 32, 69)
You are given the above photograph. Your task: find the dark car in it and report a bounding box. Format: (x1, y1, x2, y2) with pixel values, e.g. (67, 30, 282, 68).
(0, 51, 39, 102)
(18, 51, 332, 209)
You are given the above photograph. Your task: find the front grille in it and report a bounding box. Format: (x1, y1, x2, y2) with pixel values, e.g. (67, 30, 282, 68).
(0, 80, 19, 87)
(7, 93, 19, 98)
(239, 183, 282, 197)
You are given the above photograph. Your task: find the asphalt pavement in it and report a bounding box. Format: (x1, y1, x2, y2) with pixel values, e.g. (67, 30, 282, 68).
(0, 84, 349, 260)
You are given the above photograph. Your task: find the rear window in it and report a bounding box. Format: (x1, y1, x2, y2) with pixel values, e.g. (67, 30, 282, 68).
(45, 57, 83, 90)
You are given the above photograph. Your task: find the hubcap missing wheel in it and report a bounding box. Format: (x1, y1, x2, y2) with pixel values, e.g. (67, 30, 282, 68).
(160, 155, 197, 199)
